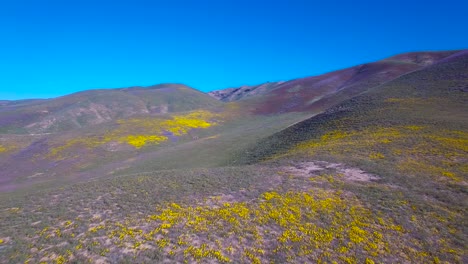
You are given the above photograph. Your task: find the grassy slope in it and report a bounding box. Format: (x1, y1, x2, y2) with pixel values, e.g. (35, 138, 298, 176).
(0, 104, 312, 192)
(113, 112, 312, 174)
(240, 52, 468, 164)
(0, 85, 224, 190)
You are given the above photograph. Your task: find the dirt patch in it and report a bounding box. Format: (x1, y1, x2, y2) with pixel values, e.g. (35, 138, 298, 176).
(340, 167, 380, 182)
(283, 161, 379, 182)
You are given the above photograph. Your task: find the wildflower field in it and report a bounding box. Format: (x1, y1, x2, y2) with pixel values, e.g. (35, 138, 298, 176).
(48, 110, 221, 159)
(2, 159, 465, 263)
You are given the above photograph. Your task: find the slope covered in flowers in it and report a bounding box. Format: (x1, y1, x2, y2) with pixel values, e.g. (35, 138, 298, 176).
(4, 167, 454, 264)
(48, 110, 220, 159)
(30, 190, 403, 263)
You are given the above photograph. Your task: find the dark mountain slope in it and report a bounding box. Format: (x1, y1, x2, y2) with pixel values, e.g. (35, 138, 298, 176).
(209, 51, 461, 115)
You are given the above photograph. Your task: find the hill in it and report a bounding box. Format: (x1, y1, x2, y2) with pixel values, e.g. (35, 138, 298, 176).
(239, 50, 468, 163)
(209, 50, 460, 115)
(0, 83, 221, 134)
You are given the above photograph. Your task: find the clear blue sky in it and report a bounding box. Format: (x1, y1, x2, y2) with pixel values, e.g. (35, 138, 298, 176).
(1, 0, 467, 100)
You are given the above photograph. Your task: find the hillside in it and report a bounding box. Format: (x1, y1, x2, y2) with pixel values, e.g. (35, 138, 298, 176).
(208, 81, 285, 102)
(232, 49, 468, 262)
(239, 50, 468, 163)
(0, 84, 221, 134)
(0, 50, 466, 263)
(209, 50, 460, 114)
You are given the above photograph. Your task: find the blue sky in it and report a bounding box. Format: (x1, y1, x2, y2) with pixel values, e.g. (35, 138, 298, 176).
(0, 0, 467, 100)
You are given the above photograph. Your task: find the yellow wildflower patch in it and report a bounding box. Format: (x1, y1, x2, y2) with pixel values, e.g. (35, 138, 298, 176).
(369, 152, 385, 160)
(48, 110, 220, 157)
(0, 143, 17, 154)
(97, 189, 405, 263)
(124, 135, 169, 149)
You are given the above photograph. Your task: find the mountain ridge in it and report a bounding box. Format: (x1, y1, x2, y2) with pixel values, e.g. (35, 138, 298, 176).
(208, 50, 462, 103)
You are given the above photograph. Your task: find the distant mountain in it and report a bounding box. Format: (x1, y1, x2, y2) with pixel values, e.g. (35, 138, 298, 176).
(0, 84, 221, 133)
(209, 50, 461, 114)
(208, 81, 285, 102)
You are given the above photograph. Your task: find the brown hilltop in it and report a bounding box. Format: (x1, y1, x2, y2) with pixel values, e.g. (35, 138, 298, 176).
(209, 50, 463, 114)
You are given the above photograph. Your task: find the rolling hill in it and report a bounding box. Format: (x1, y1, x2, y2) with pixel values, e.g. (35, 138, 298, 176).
(0, 83, 221, 134)
(0, 50, 466, 264)
(208, 50, 459, 114)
